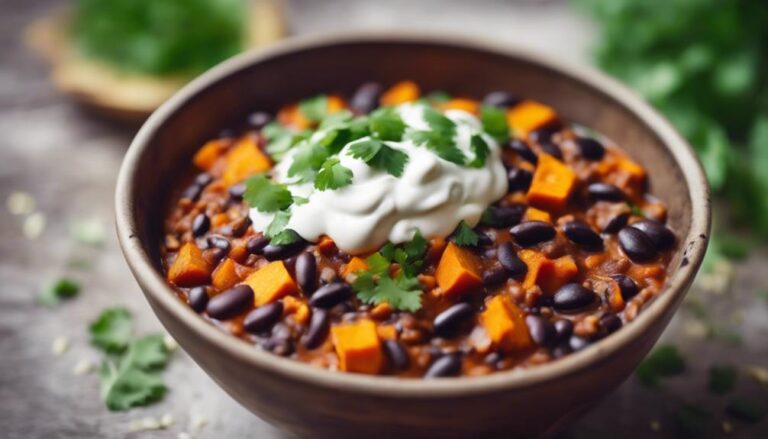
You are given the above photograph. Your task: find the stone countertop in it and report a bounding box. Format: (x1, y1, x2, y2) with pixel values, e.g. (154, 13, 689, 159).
(1, 1, 766, 438)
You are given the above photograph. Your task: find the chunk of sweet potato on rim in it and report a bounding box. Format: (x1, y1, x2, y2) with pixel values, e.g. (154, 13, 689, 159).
(167, 242, 211, 287)
(481, 295, 532, 352)
(331, 319, 383, 374)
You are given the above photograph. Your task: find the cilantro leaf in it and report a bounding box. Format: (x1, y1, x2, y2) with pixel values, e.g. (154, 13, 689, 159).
(353, 271, 422, 312)
(408, 107, 466, 165)
(708, 365, 737, 394)
(39, 278, 80, 306)
(480, 105, 509, 143)
(468, 134, 490, 168)
(263, 210, 300, 245)
(365, 252, 391, 275)
(348, 139, 409, 177)
(271, 229, 301, 245)
(673, 405, 712, 437)
(263, 122, 310, 161)
(348, 139, 382, 162)
(636, 345, 686, 387)
(244, 175, 293, 212)
(384, 229, 428, 277)
(125, 335, 170, 370)
(369, 107, 406, 141)
(287, 141, 330, 182)
(100, 361, 166, 411)
(451, 221, 479, 246)
(314, 157, 353, 191)
(726, 398, 766, 423)
(90, 308, 133, 353)
(298, 95, 328, 122)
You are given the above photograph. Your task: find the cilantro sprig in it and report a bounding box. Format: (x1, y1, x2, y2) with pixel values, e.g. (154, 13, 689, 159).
(348, 139, 409, 177)
(39, 278, 80, 306)
(244, 175, 293, 212)
(451, 221, 480, 247)
(315, 157, 353, 191)
(480, 105, 509, 144)
(408, 107, 466, 164)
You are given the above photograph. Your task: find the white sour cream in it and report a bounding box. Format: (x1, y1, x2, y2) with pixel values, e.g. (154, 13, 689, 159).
(250, 104, 509, 254)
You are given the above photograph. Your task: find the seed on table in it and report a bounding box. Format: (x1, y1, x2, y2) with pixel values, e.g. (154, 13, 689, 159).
(484, 205, 525, 228)
(383, 340, 409, 371)
(507, 168, 533, 192)
(295, 252, 317, 295)
(194, 173, 213, 187)
(262, 238, 307, 260)
(553, 319, 574, 342)
(482, 266, 509, 286)
(350, 82, 383, 114)
(244, 302, 284, 334)
(630, 220, 675, 250)
(433, 303, 475, 338)
(303, 308, 329, 349)
(482, 91, 520, 108)
(228, 183, 247, 200)
(575, 137, 606, 161)
(247, 111, 273, 129)
(599, 313, 622, 335)
(497, 242, 528, 277)
(563, 220, 603, 251)
(507, 139, 538, 164)
(569, 335, 591, 352)
(191, 213, 210, 237)
(181, 184, 203, 202)
(603, 212, 630, 234)
(525, 315, 556, 346)
(611, 274, 639, 300)
(425, 353, 462, 378)
(618, 227, 658, 262)
(588, 183, 625, 202)
(188, 286, 210, 312)
(539, 141, 563, 161)
(246, 235, 269, 254)
(553, 283, 597, 311)
(309, 283, 352, 309)
(207, 236, 231, 251)
(206, 285, 253, 320)
(510, 221, 556, 247)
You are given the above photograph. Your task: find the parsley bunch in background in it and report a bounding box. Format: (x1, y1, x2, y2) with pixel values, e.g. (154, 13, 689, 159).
(575, 0, 768, 237)
(72, 0, 246, 76)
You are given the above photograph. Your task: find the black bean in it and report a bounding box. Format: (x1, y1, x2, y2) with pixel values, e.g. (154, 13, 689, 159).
(244, 302, 284, 334)
(553, 283, 597, 311)
(303, 308, 329, 349)
(529, 125, 560, 144)
(575, 137, 606, 161)
(569, 335, 591, 352)
(247, 111, 273, 129)
(194, 173, 213, 187)
(588, 183, 625, 202)
(267, 338, 294, 356)
(230, 216, 252, 237)
(206, 285, 253, 320)
(476, 231, 494, 247)
(631, 220, 675, 250)
(539, 141, 563, 161)
(482, 266, 509, 286)
(433, 303, 474, 338)
(187, 286, 209, 313)
(535, 294, 554, 308)
(507, 139, 538, 164)
(219, 128, 237, 139)
(599, 313, 622, 335)
(611, 274, 639, 300)
(482, 91, 521, 108)
(603, 212, 630, 234)
(295, 252, 317, 295)
(482, 205, 525, 228)
(484, 351, 503, 368)
(210, 247, 228, 263)
(262, 237, 307, 260)
(309, 283, 352, 309)
(551, 344, 572, 358)
(507, 168, 533, 192)
(618, 227, 658, 262)
(510, 221, 556, 247)
(207, 236, 231, 251)
(497, 242, 528, 277)
(526, 315, 556, 346)
(181, 183, 203, 202)
(424, 353, 462, 378)
(228, 183, 247, 200)
(383, 340, 409, 371)
(350, 82, 383, 114)
(246, 235, 270, 255)
(553, 319, 574, 342)
(191, 213, 210, 237)
(563, 220, 603, 251)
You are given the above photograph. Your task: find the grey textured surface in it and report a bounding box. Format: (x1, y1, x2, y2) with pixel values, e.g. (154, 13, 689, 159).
(1, 1, 766, 438)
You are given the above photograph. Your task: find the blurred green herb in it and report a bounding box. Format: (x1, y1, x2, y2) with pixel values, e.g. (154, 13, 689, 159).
(72, 0, 246, 75)
(39, 278, 80, 306)
(576, 0, 768, 237)
(726, 398, 767, 423)
(708, 365, 738, 394)
(637, 345, 686, 388)
(673, 404, 713, 437)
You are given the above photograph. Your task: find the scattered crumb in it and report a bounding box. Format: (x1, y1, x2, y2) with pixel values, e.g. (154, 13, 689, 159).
(130, 416, 161, 432)
(23, 212, 46, 239)
(160, 413, 175, 428)
(164, 334, 178, 352)
(649, 420, 661, 432)
(722, 420, 733, 434)
(7, 191, 35, 215)
(52, 336, 70, 355)
(682, 318, 708, 339)
(178, 433, 193, 439)
(745, 365, 768, 384)
(73, 358, 94, 375)
(191, 415, 208, 431)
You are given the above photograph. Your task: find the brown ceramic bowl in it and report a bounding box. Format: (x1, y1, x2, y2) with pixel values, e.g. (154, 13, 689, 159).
(115, 33, 710, 438)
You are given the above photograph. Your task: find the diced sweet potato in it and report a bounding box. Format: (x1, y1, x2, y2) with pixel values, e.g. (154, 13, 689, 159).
(506, 100, 558, 137)
(167, 242, 211, 287)
(616, 157, 646, 185)
(193, 139, 227, 171)
(539, 255, 578, 294)
(211, 258, 241, 292)
(527, 153, 576, 211)
(241, 261, 298, 307)
(221, 137, 272, 186)
(481, 295, 532, 352)
(525, 207, 552, 223)
(331, 319, 383, 374)
(606, 279, 625, 312)
(316, 236, 336, 254)
(518, 249, 554, 291)
(343, 256, 369, 278)
(376, 324, 397, 340)
(435, 242, 483, 297)
(437, 98, 479, 114)
(380, 81, 420, 106)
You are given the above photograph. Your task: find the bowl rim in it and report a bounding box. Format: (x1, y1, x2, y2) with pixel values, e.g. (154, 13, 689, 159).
(115, 31, 710, 398)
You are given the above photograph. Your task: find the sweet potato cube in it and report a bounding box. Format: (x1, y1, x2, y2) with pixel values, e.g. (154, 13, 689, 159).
(381, 81, 420, 106)
(616, 157, 646, 184)
(193, 139, 227, 171)
(525, 207, 552, 223)
(211, 258, 241, 292)
(343, 256, 369, 278)
(481, 295, 533, 352)
(539, 255, 578, 294)
(331, 319, 383, 374)
(435, 242, 483, 297)
(518, 249, 553, 291)
(221, 137, 272, 186)
(606, 279, 625, 312)
(167, 242, 211, 287)
(376, 324, 397, 340)
(527, 154, 576, 211)
(242, 261, 298, 307)
(437, 98, 479, 114)
(506, 100, 558, 137)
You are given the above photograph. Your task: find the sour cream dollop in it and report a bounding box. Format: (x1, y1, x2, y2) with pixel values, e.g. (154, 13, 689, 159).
(250, 104, 509, 254)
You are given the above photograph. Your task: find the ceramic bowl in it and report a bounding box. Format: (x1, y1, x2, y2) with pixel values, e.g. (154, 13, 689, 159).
(115, 33, 710, 438)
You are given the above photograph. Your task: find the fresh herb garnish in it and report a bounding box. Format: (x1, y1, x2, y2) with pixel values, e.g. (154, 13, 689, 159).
(244, 175, 294, 212)
(369, 107, 406, 141)
(636, 345, 686, 388)
(726, 398, 766, 423)
(451, 221, 479, 247)
(90, 308, 133, 353)
(352, 252, 423, 312)
(287, 141, 331, 183)
(314, 157, 353, 191)
(265, 210, 291, 239)
(673, 404, 713, 437)
(408, 107, 466, 164)
(347, 139, 409, 177)
(708, 365, 738, 394)
(263, 122, 310, 161)
(380, 229, 429, 278)
(480, 105, 509, 143)
(99, 335, 169, 411)
(298, 95, 329, 122)
(468, 134, 490, 168)
(39, 278, 80, 306)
